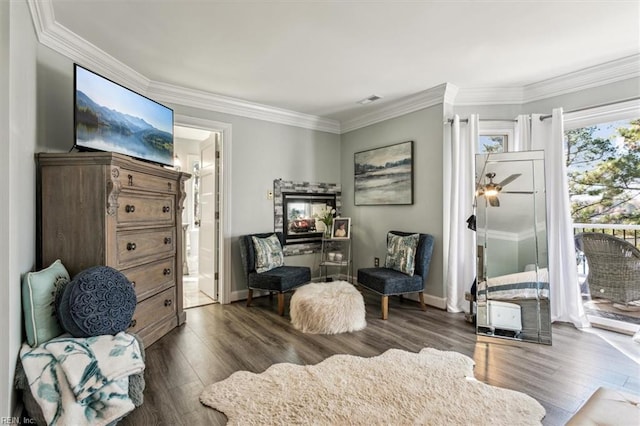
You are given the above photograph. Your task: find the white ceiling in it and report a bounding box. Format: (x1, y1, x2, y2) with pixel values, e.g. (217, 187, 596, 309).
(49, 0, 639, 124)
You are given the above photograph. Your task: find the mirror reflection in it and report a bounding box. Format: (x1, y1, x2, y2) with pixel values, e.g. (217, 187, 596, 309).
(475, 151, 551, 344)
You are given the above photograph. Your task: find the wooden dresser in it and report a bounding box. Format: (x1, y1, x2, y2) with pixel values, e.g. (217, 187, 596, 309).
(36, 152, 191, 348)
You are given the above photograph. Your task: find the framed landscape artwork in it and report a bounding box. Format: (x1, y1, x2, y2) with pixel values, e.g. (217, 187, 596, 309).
(354, 141, 413, 205)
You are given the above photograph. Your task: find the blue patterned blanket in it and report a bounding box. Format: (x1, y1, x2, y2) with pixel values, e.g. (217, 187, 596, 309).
(20, 332, 145, 426)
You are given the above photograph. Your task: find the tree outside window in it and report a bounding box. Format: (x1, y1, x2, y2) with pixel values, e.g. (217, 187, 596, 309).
(565, 118, 640, 225)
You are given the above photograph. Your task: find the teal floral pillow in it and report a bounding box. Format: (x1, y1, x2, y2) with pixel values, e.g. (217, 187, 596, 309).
(385, 233, 420, 276)
(252, 234, 284, 273)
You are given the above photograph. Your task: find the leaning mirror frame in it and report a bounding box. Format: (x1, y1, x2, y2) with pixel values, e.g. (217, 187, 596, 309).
(474, 151, 551, 345)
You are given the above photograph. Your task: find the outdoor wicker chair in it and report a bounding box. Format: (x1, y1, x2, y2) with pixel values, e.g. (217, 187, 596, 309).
(575, 232, 640, 305)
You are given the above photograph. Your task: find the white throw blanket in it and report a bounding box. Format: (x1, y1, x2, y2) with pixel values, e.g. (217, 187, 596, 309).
(20, 332, 145, 426)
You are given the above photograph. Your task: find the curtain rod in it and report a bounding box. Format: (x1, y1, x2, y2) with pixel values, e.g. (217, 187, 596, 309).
(446, 118, 517, 124)
(448, 97, 639, 124)
(539, 96, 640, 121)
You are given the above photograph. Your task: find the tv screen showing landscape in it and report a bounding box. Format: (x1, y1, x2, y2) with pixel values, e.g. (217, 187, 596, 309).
(74, 64, 174, 167)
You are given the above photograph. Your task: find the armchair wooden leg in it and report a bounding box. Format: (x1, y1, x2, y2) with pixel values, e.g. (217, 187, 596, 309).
(381, 295, 389, 320)
(277, 292, 285, 316)
(246, 288, 253, 307)
(419, 292, 426, 311)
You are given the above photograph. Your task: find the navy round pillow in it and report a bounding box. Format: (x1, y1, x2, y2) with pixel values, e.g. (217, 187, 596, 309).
(57, 266, 137, 337)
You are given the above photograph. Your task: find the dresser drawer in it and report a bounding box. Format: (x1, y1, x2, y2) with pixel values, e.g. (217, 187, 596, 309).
(117, 193, 175, 226)
(128, 287, 176, 334)
(116, 228, 175, 268)
(121, 168, 177, 194)
(121, 256, 175, 301)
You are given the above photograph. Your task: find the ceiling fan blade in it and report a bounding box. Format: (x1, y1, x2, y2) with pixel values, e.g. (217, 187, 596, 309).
(497, 173, 521, 187)
(488, 196, 500, 207)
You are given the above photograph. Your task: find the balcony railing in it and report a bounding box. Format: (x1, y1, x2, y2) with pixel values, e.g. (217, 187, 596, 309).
(573, 223, 640, 249)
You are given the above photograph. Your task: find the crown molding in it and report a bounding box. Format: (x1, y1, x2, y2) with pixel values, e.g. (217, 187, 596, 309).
(27, 0, 340, 134)
(27, 0, 639, 135)
(442, 83, 459, 105)
(564, 98, 640, 130)
(456, 55, 640, 106)
(341, 83, 450, 133)
(455, 86, 525, 106)
(523, 54, 640, 103)
(27, 0, 150, 94)
(148, 81, 341, 134)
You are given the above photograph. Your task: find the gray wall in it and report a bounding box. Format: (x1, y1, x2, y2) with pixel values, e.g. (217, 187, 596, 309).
(171, 105, 342, 294)
(486, 237, 519, 277)
(4, 2, 638, 415)
(29, 50, 343, 299)
(523, 78, 640, 114)
(340, 105, 445, 299)
(4, 9, 341, 413)
(4, 0, 39, 417)
(453, 77, 640, 121)
(0, 0, 10, 417)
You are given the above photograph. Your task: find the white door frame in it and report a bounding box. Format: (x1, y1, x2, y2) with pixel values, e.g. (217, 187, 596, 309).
(175, 114, 232, 304)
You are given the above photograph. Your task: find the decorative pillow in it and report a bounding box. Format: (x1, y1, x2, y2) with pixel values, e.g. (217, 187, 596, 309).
(385, 233, 420, 276)
(57, 266, 137, 337)
(22, 259, 70, 347)
(252, 234, 284, 273)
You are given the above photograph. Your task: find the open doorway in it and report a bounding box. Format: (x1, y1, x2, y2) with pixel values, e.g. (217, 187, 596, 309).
(174, 125, 221, 309)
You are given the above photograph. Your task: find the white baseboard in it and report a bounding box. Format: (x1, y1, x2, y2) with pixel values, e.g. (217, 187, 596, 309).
(230, 280, 448, 311)
(587, 315, 640, 335)
(230, 275, 350, 303)
(400, 292, 446, 310)
(423, 294, 447, 310)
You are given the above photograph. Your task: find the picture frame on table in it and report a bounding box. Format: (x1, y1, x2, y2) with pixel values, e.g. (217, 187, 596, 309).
(331, 217, 351, 239)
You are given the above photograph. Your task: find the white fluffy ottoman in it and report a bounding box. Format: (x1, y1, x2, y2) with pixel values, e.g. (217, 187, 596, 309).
(290, 281, 366, 334)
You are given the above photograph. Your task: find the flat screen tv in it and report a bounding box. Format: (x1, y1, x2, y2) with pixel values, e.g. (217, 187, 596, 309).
(74, 64, 174, 167)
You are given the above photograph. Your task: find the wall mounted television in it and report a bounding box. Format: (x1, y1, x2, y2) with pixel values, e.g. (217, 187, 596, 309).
(74, 64, 174, 167)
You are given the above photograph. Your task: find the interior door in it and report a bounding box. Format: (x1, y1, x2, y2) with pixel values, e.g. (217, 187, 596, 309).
(198, 134, 218, 300)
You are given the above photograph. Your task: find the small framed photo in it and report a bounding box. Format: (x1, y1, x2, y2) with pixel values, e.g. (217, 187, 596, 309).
(331, 217, 351, 239)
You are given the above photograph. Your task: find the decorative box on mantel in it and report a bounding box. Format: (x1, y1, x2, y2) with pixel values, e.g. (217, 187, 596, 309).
(274, 179, 342, 255)
(36, 152, 191, 348)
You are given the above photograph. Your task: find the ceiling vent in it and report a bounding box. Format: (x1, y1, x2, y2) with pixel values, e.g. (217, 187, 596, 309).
(357, 95, 382, 105)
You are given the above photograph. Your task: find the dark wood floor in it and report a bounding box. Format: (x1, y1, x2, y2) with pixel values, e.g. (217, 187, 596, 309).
(120, 290, 640, 426)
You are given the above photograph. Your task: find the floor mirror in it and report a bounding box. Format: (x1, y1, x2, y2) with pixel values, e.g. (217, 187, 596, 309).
(475, 150, 551, 344)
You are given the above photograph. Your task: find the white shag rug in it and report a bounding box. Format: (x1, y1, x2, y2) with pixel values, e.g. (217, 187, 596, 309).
(200, 348, 546, 425)
(290, 281, 366, 334)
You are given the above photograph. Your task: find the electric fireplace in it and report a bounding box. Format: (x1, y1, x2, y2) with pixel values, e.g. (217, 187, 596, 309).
(283, 192, 336, 245)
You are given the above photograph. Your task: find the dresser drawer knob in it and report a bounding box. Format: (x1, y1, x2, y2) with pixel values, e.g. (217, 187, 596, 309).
(164, 299, 173, 307)
(163, 268, 171, 276)
(128, 174, 134, 186)
(125, 204, 136, 213)
(127, 242, 137, 251)
(129, 319, 137, 328)
(131, 281, 136, 288)
(162, 206, 171, 213)
(164, 237, 172, 245)
(167, 182, 172, 191)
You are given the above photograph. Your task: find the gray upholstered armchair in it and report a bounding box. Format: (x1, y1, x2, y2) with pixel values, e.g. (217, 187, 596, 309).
(575, 232, 640, 305)
(357, 231, 435, 319)
(239, 232, 311, 315)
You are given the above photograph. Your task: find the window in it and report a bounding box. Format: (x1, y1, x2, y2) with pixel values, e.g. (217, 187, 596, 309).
(478, 122, 514, 154)
(478, 135, 507, 153)
(564, 111, 640, 225)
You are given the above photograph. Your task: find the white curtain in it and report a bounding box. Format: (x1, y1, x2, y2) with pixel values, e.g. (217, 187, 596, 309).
(444, 115, 478, 312)
(514, 115, 532, 151)
(514, 109, 589, 328)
